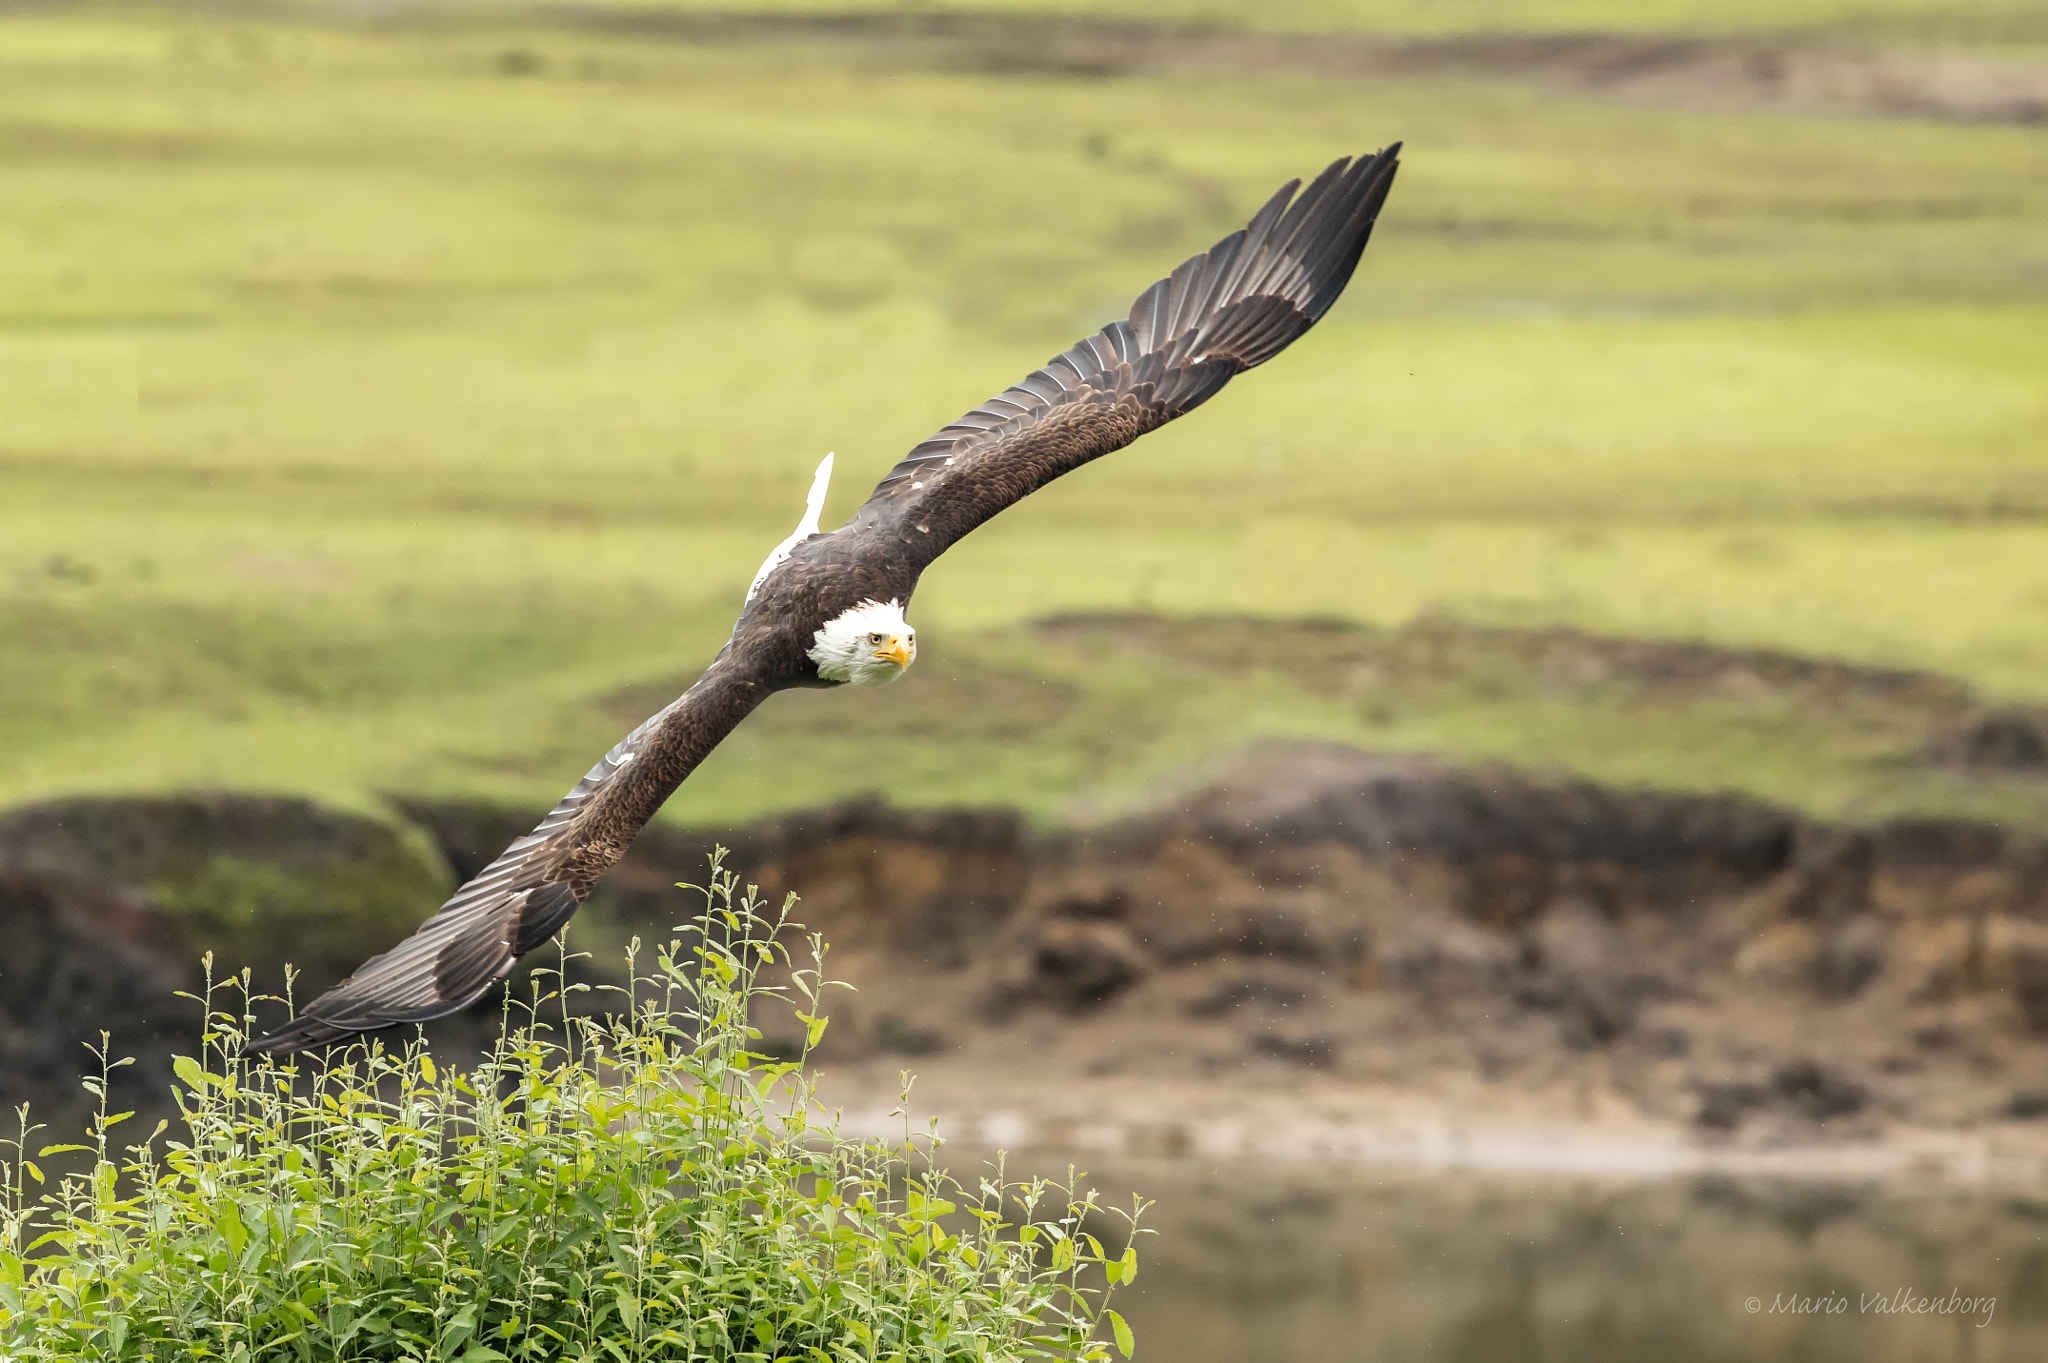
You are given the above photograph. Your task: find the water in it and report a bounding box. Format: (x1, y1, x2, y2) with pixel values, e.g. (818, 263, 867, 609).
(1021, 1157, 2048, 1363)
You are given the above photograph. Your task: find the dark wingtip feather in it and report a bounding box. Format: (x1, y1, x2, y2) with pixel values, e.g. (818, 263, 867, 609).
(243, 984, 490, 1057)
(243, 1012, 363, 1058)
(1296, 144, 1400, 327)
(1163, 143, 1399, 373)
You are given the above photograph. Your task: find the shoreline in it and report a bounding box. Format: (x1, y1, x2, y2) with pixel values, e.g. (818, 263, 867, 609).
(820, 1065, 2048, 1188)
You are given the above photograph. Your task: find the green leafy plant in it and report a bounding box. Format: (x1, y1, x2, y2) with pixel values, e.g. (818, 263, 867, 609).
(0, 854, 1146, 1360)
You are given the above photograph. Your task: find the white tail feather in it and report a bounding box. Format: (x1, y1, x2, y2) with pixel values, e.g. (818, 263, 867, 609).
(747, 452, 834, 601)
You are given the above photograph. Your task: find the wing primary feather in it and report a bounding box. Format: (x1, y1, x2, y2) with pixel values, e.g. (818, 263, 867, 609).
(1159, 251, 1207, 340)
(1042, 357, 1086, 391)
(1181, 230, 1246, 332)
(1127, 278, 1172, 353)
(1067, 333, 1113, 374)
(1103, 319, 1138, 361)
(1302, 154, 1398, 322)
(1241, 161, 1346, 301)
(512, 880, 585, 955)
(1276, 184, 1353, 298)
(1209, 177, 1300, 307)
(1248, 170, 1345, 300)
(1296, 160, 1379, 286)
(1014, 371, 1066, 404)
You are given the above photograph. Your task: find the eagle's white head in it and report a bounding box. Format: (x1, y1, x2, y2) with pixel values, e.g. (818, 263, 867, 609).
(809, 599, 916, 686)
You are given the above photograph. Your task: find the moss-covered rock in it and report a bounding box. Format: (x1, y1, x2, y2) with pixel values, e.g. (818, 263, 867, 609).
(0, 794, 450, 1000)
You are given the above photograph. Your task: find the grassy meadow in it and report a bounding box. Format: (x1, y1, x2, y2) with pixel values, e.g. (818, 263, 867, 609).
(473, 0, 2048, 45)
(4, 2, 2048, 829)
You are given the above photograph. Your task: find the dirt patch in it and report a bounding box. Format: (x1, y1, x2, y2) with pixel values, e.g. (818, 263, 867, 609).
(1037, 612, 1975, 709)
(530, 7, 2048, 125)
(1037, 614, 2038, 797)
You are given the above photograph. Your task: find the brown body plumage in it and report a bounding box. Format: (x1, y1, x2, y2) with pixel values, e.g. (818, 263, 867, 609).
(248, 146, 1402, 1055)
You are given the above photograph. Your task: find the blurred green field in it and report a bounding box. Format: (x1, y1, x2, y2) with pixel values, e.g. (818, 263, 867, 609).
(479, 0, 2048, 46)
(4, 3, 2047, 828)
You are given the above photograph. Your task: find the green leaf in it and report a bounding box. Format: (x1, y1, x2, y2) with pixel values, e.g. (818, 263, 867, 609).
(172, 1055, 211, 1092)
(1119, 1246, 1139, 1283)
(1109, 1309, 1134, 1358)
(216, 1198, 248, 1256)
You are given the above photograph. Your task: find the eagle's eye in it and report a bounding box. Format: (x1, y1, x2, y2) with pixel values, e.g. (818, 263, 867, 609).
(868, 632, 883, 645)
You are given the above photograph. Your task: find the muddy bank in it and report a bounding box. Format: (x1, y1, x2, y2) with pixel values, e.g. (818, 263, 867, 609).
(5, 740, 2048, 1162)
(684, 743, 2048, 1163)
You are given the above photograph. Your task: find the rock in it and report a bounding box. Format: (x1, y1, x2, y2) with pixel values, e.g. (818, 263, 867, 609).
(1696, 1082, 1767, 1130)
(1368, 904, 1518, 996)
(1693, 1062, 1867, 1130)
(1250, 1032, 1337, 1067)
(1733, 900, 1893, 998)
(1930, 711, 2048, 772)
(1019, 920, 1149, 1009)
(872, 1013, 947, 1056)
(1899, 918, 1977, 1001)
(0, 871, 193, 1122)
(1524, 980, 1639, 1049)
(1530, 897, 1620, 978)
(2007, 1091, 2048, 1120)
(1771, 1059, 1868, 1122)
(1734, 922, 1823, 991)
(1184, 974, 1308, 1018)
(1521, 900, 1641, 1046)
(1977, 916, 2048, 1032)
(1164, 743, 1797, 882)
(1874, 820, 2010, 871)
(1819, 918, 1888, 999)
(1783, 827, 1873, 919)
(0, 794, 451, 998)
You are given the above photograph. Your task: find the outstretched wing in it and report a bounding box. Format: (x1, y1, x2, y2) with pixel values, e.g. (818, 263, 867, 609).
(246, 662, 768, 1055)
(842, 146, 1399, 569)
(244, 147, 1400, 1055)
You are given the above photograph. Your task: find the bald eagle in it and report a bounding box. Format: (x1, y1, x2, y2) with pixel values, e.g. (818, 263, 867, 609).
(248, 146, 1402, 1055)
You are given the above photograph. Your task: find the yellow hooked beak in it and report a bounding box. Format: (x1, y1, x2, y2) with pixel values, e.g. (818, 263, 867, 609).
(873, 635, 914, 668)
